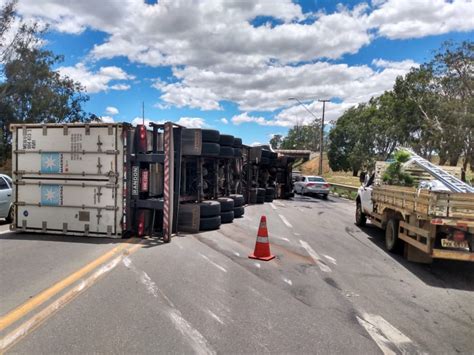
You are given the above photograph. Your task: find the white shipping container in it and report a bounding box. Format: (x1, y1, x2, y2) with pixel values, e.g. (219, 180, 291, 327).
(11, 123, 128, 238)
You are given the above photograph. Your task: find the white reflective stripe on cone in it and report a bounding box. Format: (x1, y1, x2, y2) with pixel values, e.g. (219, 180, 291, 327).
(256, 236, 269, 243)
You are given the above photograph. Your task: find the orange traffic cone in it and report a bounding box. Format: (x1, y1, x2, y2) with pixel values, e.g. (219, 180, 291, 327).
(249, 216, 275, 261)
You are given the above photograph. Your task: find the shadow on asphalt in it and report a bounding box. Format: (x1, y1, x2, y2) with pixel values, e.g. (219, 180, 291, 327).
(358, 224, 474, 292)
(0, 231, 167, 248)
(291, 194, 338, 203)
(0, 219, 10, 226)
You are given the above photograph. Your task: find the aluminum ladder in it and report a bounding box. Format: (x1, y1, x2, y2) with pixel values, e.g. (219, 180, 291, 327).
(401, 148, 474, 193)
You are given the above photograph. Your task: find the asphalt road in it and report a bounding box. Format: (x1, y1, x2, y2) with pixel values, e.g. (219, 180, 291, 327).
(0, 195, 473, 354)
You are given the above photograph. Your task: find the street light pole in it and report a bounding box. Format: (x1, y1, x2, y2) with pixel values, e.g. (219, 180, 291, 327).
(318, 99, 330, 176)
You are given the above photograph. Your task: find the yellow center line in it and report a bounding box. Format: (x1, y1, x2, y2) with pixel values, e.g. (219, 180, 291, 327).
(0, 238, 139, 332)
(0, 241, 144, 352)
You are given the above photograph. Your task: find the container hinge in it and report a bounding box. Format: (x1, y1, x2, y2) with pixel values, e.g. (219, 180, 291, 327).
(97, 135, 103, 152)
(107, 225, 112, 236)
(97, 157, 103, 174)
(22, 219, 27, 231)
(42, 125, 47, 136)
(42, 221, 47, 232)
(84, 224, 89, 236)
(96, 187, 102, 203)
(63, 125, 68, 135)
(63, 223, 68, 233)
(106, 205, 118, 211)
(85, 124, 90, 135)
(108, 125, 113, 135)
(96, 208, 102, 225)
(15, 201, 26, 206)
(106, 150, 119, 155)
(14, 150, 26, 154)
(15, 180, 25, 185)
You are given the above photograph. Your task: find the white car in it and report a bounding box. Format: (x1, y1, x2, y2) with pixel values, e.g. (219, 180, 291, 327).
(293, 175, 330, 199)
(0, 174, 14, 223)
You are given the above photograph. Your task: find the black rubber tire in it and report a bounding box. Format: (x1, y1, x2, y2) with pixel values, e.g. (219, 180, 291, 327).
(264, 195, 273, 203)
(249, 192, 257, 204)
(219, 134, 234, 146)
(256, 188, 266, 197)
(229, 194, 244, 207)
(355, 201, 366, 227)
(220, 210, 234, 223)
(261, 150, 271, 158)
(199, 200, 221, 217)
(202, 142, 220, 156)
(219, 146, 234, 158)
(217, 197, 234, 212)
(233, 138, 242, 147)
(256, 195, 265, 204)
(202, 129, 220, 143)
(260, 157, 270, 165)
(385, 218, 403, 253)
(234, 206, 245, 218)
(322, 194, 328, 200)
(5, 206, 13, 223)
(233, 148, 242, 157)
(200, 215, 221, 231)
(265, 187, 275, 197)
(269, 152, 278, 159)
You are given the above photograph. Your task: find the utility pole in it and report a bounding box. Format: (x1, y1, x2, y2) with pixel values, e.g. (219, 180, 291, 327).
(318, 99, 330, 176)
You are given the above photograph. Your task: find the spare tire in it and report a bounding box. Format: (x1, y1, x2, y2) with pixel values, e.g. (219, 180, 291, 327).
(202, 129, 220, 143)
(261, 150, 271, 158)
(199, 200, 221, 217)
(219, 146, 234, 158)
(220, 210, 234, 224)
(233, 137, 242, 147)
(264, 195, 273, 203)
(202, 142, 220, 156)
(234, 206, 245, 218)
(229, 194, 244, 207)
(218, 197, 234, 212)
(249, 188, 258, 204)
(256, 188, 266, 197)
(260, 157, 270, 165)
(256, 195, 265, 204)
(200, 215, 221, 231)
(265, 187, 275, 197)
(219, 134, 234, 146)
(233, 148, 242, 157)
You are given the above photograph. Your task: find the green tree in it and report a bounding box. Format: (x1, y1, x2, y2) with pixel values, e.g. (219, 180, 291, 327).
(269, 134, 283, 149)
(0, 1, 89, 163)
(280, 119, 321, 151)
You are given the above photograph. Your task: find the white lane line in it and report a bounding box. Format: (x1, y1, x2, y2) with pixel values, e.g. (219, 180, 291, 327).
(299, 240, 332, 273)
(356, 313, 423, 355)
(274, 201, 286, 207)
(199, 253, 227, 273)
(233, 251, 240, 257)
(270, 203, 277, 210)
(248, 286, 272, 303)
(297, 207, 305, 212)
(293, 232, 301, 236)
(323, 254, 337, 265)
(123, 258, 215, 355)
(0, 252, 126, 351)
(254, 262, 261, 269)
(277, 236, 290, 242)
(176, 243, 184, 250)
(207, 309, 225, 325)
(278, 214, 293, 228)
(282, 277, 293, 286)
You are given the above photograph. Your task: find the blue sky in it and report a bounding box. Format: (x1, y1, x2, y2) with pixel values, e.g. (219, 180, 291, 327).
(14, 0, 474, 145)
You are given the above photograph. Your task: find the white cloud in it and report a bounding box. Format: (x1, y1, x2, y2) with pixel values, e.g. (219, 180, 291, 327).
(98, 116, 115, 123)
(105, 106, 119, 115)
(231, 112, 270, 126)
(220, 118, 229, 124)
(58, 63, 134, 93)
(176, 117, 205, 128)
(368, 0, 474, 39)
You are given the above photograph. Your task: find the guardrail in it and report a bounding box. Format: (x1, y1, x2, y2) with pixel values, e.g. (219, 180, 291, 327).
(328, 182, 359, 200)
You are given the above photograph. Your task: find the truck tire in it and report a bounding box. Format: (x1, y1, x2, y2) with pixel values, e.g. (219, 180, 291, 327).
(261, 150, 271, 158)
(202, 129, 220, 143)
(260, 157, 270, 165)
(199, 200, 221, 217)
(219, 146, 234, 158)
(265, 187, 275, 197)
(249, 191, 258, 204)
(233, 138, 242, 147)
(202, 142, 220, 156)
(264, 195, 273, 203)
(385, 218, 403, 253)
(233, 148, 242, 157)
(256, 195, 265, 204)
(220, 210, 234, 223)
(219, 134, 234, 146)
(217, 197, 234, 212)
(200, 215, 221, 231)
(256, 188, 266, 197)
(234, 206, 245, 218)
(355, 201, 366, 227)
(229, 194, 244, 207)
(5, 206, 13, 223)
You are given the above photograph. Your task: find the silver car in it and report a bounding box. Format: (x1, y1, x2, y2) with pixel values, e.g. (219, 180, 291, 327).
(0, 174, 14, 223)
(293, 175, 330, 199)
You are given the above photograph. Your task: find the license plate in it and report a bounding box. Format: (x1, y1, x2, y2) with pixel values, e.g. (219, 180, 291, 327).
(441, 239, 469, 249)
